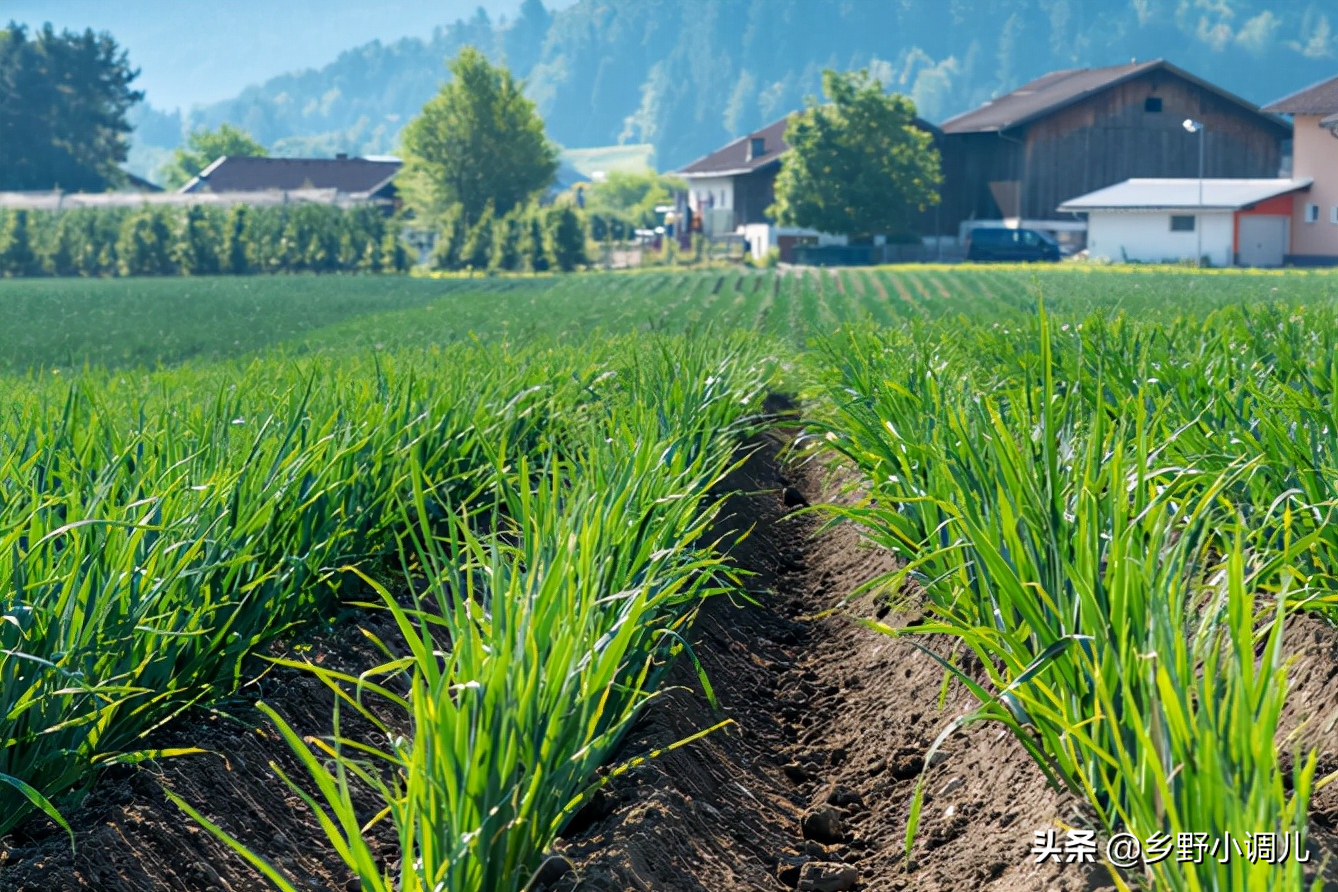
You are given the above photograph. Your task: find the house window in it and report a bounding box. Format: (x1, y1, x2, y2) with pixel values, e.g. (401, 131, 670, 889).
(1144, 96, 1163, 113)
(749, 136, 766, 160)
(1306, 203, 1320, 223)
(1170, 215, 1195, 232)
(1330, 205, 1338, 225)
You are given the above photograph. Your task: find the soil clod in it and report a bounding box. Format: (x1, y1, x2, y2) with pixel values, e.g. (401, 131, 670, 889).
(802, 805, 847, 844)
(798, 860, 859, 892)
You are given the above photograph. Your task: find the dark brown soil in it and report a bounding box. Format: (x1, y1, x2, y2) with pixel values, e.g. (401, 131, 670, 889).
(545, 431, 1110, 892)
(0, 592, 410, 892)
(5, 421, 1338, 892)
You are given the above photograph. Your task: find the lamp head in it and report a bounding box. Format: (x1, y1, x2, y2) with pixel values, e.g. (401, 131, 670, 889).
(1183, 119, 1202, 133)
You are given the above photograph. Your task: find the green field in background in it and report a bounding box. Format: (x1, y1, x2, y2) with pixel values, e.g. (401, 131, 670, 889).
(5, 265, 1338, 374)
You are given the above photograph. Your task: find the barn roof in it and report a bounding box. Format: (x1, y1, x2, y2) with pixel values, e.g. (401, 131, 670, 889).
(942, 59, 1289, 136)
(1264, 75, 1338, 115)
(1057, 178, 1311, 213)
(179, 156, 400, 195)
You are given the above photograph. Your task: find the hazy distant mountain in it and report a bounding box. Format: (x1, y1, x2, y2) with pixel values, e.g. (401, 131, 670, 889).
(100, 0, 1338, 179)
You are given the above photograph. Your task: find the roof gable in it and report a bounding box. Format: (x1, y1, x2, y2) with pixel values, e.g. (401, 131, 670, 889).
(941, 59, 1288, 136)
(677, 118, 792, 178)
(1264, 75, 1338, 115)
(180, 156, 401, 195)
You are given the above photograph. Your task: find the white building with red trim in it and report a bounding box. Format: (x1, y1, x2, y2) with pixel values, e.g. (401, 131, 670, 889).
(1057, 178, 1311, 267)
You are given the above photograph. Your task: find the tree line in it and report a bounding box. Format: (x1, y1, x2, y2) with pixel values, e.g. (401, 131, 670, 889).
(0, 204, 411, 277)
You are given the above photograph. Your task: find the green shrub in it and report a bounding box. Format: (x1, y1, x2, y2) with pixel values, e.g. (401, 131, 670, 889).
(176, 205, 220, 275)
(0, 210, 42, 277)
(520, 209, 550, 273)
(491, 210, 523, 272)
(431, 206, 467, 271)
(116, 208, 176, 276)
(462, 204, 495, 273)
(547, 205, 586, 272)
(222, 205, 251, 274)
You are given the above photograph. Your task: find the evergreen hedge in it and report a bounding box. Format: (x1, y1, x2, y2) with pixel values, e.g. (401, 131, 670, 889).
(0, 203, 412, 277)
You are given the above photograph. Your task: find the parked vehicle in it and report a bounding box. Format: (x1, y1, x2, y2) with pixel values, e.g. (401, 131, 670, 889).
(965, 227, 1062, 263)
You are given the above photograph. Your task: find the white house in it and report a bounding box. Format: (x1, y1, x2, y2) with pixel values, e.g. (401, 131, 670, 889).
(1058, 178, 1312, 267)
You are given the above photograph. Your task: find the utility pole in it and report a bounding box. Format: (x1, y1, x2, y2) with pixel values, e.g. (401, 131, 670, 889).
(1184, 118, 1205, 266)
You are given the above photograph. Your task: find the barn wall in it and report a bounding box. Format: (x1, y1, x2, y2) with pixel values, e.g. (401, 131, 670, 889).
(937, 133, 1024, 235)
(1021, 72, 1287, 219)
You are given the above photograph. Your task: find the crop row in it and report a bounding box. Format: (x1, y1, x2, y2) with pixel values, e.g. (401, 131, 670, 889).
(0, 332, 775, 892)
(815, 301, 1338, 890)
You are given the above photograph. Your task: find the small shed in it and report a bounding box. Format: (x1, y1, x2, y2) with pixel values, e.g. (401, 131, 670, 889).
(1057, 178, 1312, 267)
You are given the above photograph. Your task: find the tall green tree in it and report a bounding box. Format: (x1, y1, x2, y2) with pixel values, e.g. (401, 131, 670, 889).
(400, 47, 558, 228)
(0, 23, 143, 191)
(770, 69, 941, 242)
(161, 124, 268, 189)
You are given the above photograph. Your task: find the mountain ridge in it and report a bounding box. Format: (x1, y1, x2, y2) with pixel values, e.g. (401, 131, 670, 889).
(124, 0, 1338, 179)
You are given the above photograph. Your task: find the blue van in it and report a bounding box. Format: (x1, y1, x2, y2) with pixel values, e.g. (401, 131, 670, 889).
(966, 227, 1061, 263)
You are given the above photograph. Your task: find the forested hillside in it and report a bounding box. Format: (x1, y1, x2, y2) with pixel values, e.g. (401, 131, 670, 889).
(136, 0, 1338, 175)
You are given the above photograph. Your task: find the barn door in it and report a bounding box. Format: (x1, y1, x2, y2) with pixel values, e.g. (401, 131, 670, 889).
(1238, 216, 1288, 267)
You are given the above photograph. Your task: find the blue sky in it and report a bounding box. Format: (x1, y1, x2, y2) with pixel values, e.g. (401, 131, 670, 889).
(2, 0, 574, 110)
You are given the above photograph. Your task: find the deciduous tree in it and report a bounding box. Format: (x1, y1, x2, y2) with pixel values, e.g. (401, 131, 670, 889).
(584, 170, 683, 228)
(770, 69, 941, 242)
(400, 47, 558, 229)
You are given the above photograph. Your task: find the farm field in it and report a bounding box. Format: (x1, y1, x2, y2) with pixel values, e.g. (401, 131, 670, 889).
(6, 265, 1338, 372)
(2, 266, 1338, 892)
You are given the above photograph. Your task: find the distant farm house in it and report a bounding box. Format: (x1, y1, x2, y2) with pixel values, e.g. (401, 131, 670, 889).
(683, 58, 1293, 262)
(675, 115, 942, 262)
(179, 155, 401, 210)
(1263, 75, 1338, 266)
(0, 155, 402, 213)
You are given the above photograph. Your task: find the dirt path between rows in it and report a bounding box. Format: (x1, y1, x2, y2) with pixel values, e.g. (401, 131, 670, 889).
(5, 417, 1338, 892)
(544, 426, 1112, 892)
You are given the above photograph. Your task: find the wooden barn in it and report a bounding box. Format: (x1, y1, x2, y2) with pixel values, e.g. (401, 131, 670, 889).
(937, 59, 1292, 237)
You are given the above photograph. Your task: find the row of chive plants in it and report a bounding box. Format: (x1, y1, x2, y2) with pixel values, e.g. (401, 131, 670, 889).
(0, 333, 748, 840)
(813, 302, 1338, 891)
(168, 333, 779, 892)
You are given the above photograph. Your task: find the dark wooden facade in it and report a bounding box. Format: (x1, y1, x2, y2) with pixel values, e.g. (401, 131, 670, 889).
(937, 69, 1290, 235)
(733, 165, 780, 226)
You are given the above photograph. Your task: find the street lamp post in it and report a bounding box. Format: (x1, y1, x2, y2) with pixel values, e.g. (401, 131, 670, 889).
(1183, 118, 1204, 266)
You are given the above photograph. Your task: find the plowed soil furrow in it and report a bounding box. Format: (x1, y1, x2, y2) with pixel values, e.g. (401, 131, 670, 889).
(547, 429, 1111, 892)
